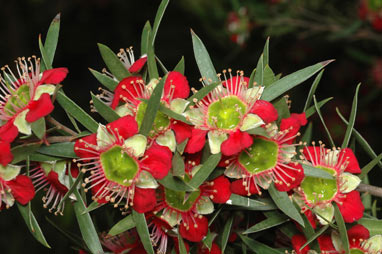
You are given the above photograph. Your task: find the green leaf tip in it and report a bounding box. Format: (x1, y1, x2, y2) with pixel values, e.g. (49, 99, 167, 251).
(320, 59, 335, 66)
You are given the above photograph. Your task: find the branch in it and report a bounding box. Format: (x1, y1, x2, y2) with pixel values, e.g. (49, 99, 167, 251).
(357, 183, 382, 198)
(46, 136, 76, 143)
(46, 116, 78, 136)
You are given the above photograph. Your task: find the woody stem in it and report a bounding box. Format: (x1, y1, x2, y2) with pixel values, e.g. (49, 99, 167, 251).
(46, 116, 78, 136)
(357, 183, 382, 198)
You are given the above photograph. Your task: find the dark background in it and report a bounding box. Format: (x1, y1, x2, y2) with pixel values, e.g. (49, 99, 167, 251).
(0, 0, 381, 253)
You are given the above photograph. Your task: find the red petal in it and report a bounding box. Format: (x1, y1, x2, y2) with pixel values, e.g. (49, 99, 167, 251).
(171, 121, 192, 144)
(111, 76, 145, 109)
(341, 148, 361, 174)
(280, 113, 307, 144)
(106, 115, 138, 140)
(221, 130, 252, 156)
(173, 237, 190, 254)
(199, 242, 222, 254)
(47, 171, 68, 194)
(141, 143, 172, 180)
(290, 113, 307, 126)
(179, 216, 208, 242)
(74, 133, 98, 159)
(302, 146, 322, 164)
(7, 175, 35, 205)
(336, 190, 364, 223)
(163, 71, 190, 100)
(0, 141, 13, 166)
(274, 163, 304, 192)
(249, 100, 278, 124)
(291, 235, 310, 254)
(317, 235, 336, 252)
(347, 224, 369, 249)
(208, 176, 231, 203)
(129, 56, 147, 73)
(0, 121, 19, 143)
(91, 181, 108, 204)
(222, 76, 250, 89)
(230, 179, 259, 196)
(184, 128, 207, 154)
(39, 67, 68, 84)
(133, 187, 156, 213)
(304, 209, 317, 230)
(26, 93, 54, 122)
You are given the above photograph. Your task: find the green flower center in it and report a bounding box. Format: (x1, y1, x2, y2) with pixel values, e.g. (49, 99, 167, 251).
(4, 84, 31, 115)
(100, 146, 139, 187)
(350, 249, 364, 254)
(301, 166, 337, 204)
(207, 95, 247, 130)
(136, 102, 170, 137)
(369, 0, 382, 10)
(238, 138, 278, 175)
(164, 188, 201, 212)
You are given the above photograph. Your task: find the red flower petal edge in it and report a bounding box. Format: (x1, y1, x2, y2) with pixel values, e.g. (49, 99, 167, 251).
(7, 175, 35, 205)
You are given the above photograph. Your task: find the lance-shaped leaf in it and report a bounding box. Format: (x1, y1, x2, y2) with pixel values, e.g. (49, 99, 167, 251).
(254, 54, 264, 86)
(263, 65, 277, 87)
(248, 68, 256, 89)
(11, 142, 41, 164)
(82, 200, 105, 214)
(191, 30, 219, 85)
(57, 171, 83, 214)
(98, 43, 131, 81)
(17, 203, 50, 248)
(44, 13, 60, 67)
(305, 97, 333, 118)
(30, 153, 60, 162)
(187, 153, 221, 189)
(39, 36, 52, 70)
(91, 92, 120, 122)
(158, 173, 193, 192)
(139, 76, 165, 136)
(358, 218, 382, 235)
(187, 81, 221, 104)
(89, 68, 119, 91)
(303, 69, 324, 112)
(301, 122, 313, 145)
(56, 90, 98, 132)
(132, 210, 154, 254)
(38, 142, 77, 158)
(141, 21, 151, 55)
(151, 0, 169, 45)
(243, 211, 289, 234)
(172, 151, 185, 177)
(341, 83, 361, 149)
(303, 164, 334, 179)
(177, 234, 188, 254)
(108, 215, 136, 236)
(300, 213, 321, 252)
(313, 95, 335, 147)
(174, 56, 185, 74)
(159, 104, 191, 125)
(261, 60, 334, 101)
(147, 29, 159, 80)
(239, 234, 284, 254)
(268, 184, 304, 227)
(300, 225, 329, 251)
(263, 37, 270, 67)
(221, 216, 234, 253)
(333, 203, 350, 253)
(359, 153, 382, 179)
(273, 96, 290, 122)
(31, 118, 46, 139)
(226, 194, 277, 210)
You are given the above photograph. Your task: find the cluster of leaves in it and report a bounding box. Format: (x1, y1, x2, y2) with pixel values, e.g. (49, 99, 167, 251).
(1, 1, 382, 254)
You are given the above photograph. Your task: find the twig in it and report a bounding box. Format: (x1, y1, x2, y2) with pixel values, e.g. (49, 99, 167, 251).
(46, 136, 76, 143)
(46, 116, 78, 136)
(357, 183, 382, 198)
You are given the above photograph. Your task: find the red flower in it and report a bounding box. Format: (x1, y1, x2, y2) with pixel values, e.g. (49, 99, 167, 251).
(198, 242, 222, 254)
(0, 141, 13, 166)
(1, 172, 35, 208)
(250, 100, 278, 124)
(280, 113, 307, 144)
(179, 216, 208, 242)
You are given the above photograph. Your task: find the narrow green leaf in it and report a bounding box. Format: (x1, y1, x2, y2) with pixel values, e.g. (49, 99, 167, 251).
(31, 118, 46, 139)
(303, 69, 324, 112)
(98, 43, 131, 81)
(71, 175, 103, 254)
(302, 164, 334, 179)
(44, 13, 60, 67)
(300, 213, 320, 252)
(147, 30, 159, 79)
(254, 54, 264, 86)
(243, 212, 289, 234)
(313, 95, 335, 147)
(46, 217, 85, 248)
(263, 37, 270, 67)
(11, 142, 41, 164)
(227, 194, 277, 210)
(188, 153, 221, 189)
(208, 207, 222, 226)
(151, 0, 169, 45)
(333, 203, 350, 254)
(203, 230, 214, 250)
(91, 92, 120, 122)
(174, 56, 185, 74)
(109, 215, 136, 236)
(221, 216, 234, 253)
(82, 201, 105, 214)
(187, 82, 221, 104)
(156, 56, 169, 74)
(359, 153, 382, 179)
(263, 65, 277, 87)
(358, 218, 382, 235)
(64, 108, 81, 133)
(262, 60, 334, 101)
(248, 68, 256, 88)
(305, 97, 333, 119)
(336, 109, 382, 169)
(239, 234, 284, 254)
(158, 173, 193, 192)
(58, 171, 83, 212)
(132, 210, 155, 254)
(300, 225, 329, 251)
(17, 203, 50, 248)
(172, 152, 185, 177)
(56, 90, 98, 133)
(89, 68, 119, 91)
(139, 76, 165, 136)
(342, 83, 361, 148)
(246, 127, 270, 137)
(141, 21, 151, 55)
(37, 142, 77, 158)
(177, 138, 188, 155)
(159, 104, 191, 124)
(29, 153, 60, 162)
(273, 96, 290, 122)
(39, 36, 52, 70)
(279, 223, 299, 239)
(191, 30, 219, 84)
(268, 184, 304, 227)
(177, 234, 188, 254)
(301, 122, 313, 145)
